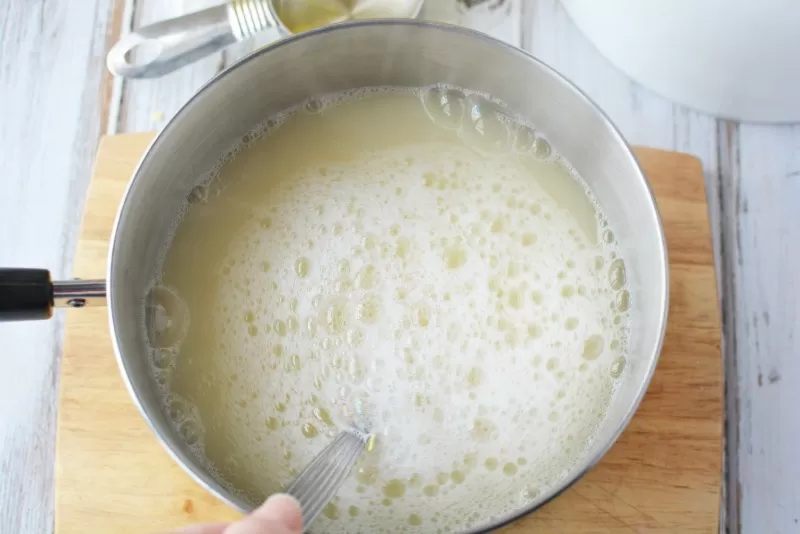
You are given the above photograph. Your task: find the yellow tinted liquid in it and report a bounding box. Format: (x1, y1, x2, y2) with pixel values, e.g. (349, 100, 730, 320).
(146, 87, 631, 533)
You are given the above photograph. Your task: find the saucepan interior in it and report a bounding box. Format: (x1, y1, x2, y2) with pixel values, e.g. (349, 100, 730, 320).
(108, 20, 667, 531)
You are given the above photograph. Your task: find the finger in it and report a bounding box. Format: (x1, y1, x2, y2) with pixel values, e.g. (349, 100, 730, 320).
(225, 494, 303, 534)
(170, 522, 229, 534)
(251, 494, 303, 529)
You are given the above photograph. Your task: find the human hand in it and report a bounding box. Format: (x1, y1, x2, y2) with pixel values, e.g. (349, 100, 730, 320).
(172, 494, 303, 534)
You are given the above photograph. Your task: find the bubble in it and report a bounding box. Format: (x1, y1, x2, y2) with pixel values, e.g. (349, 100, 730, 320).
(287, 353, 302, 371)
(187, 184, 208, 204)
(167, 396, 189, 422)
(383, 479, 406, 499)
(322, 298, 349, 334)
(357, 295, 381, 324)
(521, 486, 540, 502)
(295, 257, 310, 278)
(514, 125, 537, 152)
(610, 356, 626, 378)
(508, 289, 524, 309)
(355, 264, 378, 290)
(356, 466, 379, 486)
(466, 368, 483, 387)
(502, 462, 518, 476)
(527, 323, 543, 339)
(421, 85, 466, 129)
(608, 258, 627, 290)
(394, 236, 411, 259)
(594, 256, 605, 271)
(460, 95, 511, 153)
(531, 137, 552, 159)
(323, 503, 339, 520)
(615, 290, 630, 312)
(151, 348, 176, 370)
(490, 218, 504, 233)
(423, 484, 439, 497)
(301, 422, 318, 438)
(144, 286, 190, 349)
(582, 334, 605, 360)
(178, 419, 201, 445)
(362, 234, 377, 250)
(304, 97, 323, 113)
(443, 244, 467, 270)
(413, 303, 432, 328)
(346, 328, 364, 346)
(274, 319, 287, 336)
(521, 232, 537, 246)
(470, 418, 497, 442)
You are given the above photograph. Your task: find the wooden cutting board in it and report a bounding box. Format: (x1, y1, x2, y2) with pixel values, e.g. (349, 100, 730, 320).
(56, 133, 722, 533)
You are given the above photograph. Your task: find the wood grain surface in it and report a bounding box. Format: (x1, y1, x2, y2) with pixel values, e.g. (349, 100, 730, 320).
(55, 133, 721, 534)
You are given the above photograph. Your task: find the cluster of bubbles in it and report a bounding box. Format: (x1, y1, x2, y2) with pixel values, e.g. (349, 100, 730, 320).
(144, 84, 632, 532)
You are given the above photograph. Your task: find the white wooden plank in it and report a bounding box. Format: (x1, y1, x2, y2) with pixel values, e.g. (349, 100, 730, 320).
(734, 124, 800, 533)
(0, 1, 120, 533)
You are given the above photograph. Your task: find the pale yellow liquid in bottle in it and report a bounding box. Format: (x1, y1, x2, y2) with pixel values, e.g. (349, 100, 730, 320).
(273, 0, 419, 34)
(145, 87, 631, 533)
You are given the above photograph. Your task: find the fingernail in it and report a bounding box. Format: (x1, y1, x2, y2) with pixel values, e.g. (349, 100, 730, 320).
(257, 494, 303, 532)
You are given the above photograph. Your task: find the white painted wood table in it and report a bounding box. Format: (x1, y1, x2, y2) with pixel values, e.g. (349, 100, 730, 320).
(1, 0, 797, 532)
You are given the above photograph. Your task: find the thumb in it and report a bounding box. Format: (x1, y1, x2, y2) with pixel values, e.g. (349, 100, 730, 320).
(225, 494, 303, 534)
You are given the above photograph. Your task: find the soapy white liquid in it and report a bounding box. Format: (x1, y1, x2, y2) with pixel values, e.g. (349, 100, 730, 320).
(144, 87, 631, 533)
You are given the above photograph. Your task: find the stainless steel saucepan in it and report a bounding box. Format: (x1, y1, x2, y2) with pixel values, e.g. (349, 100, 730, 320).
(1, 21, 668, 532)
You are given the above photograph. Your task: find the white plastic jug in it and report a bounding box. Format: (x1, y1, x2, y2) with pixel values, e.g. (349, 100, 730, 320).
(561, 0, 800, 122)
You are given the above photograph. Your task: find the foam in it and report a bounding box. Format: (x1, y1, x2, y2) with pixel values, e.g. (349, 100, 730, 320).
(145, 86, 632, 532)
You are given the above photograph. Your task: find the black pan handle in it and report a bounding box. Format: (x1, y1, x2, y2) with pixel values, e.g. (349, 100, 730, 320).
(0, 268, 107, 322)
(0, 268, 54, 321)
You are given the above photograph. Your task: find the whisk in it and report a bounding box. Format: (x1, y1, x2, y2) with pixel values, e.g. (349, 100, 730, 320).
(285, 427, 372, 528)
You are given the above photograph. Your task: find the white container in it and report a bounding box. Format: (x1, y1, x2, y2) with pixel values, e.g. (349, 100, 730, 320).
(561, 0, 800, 122)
